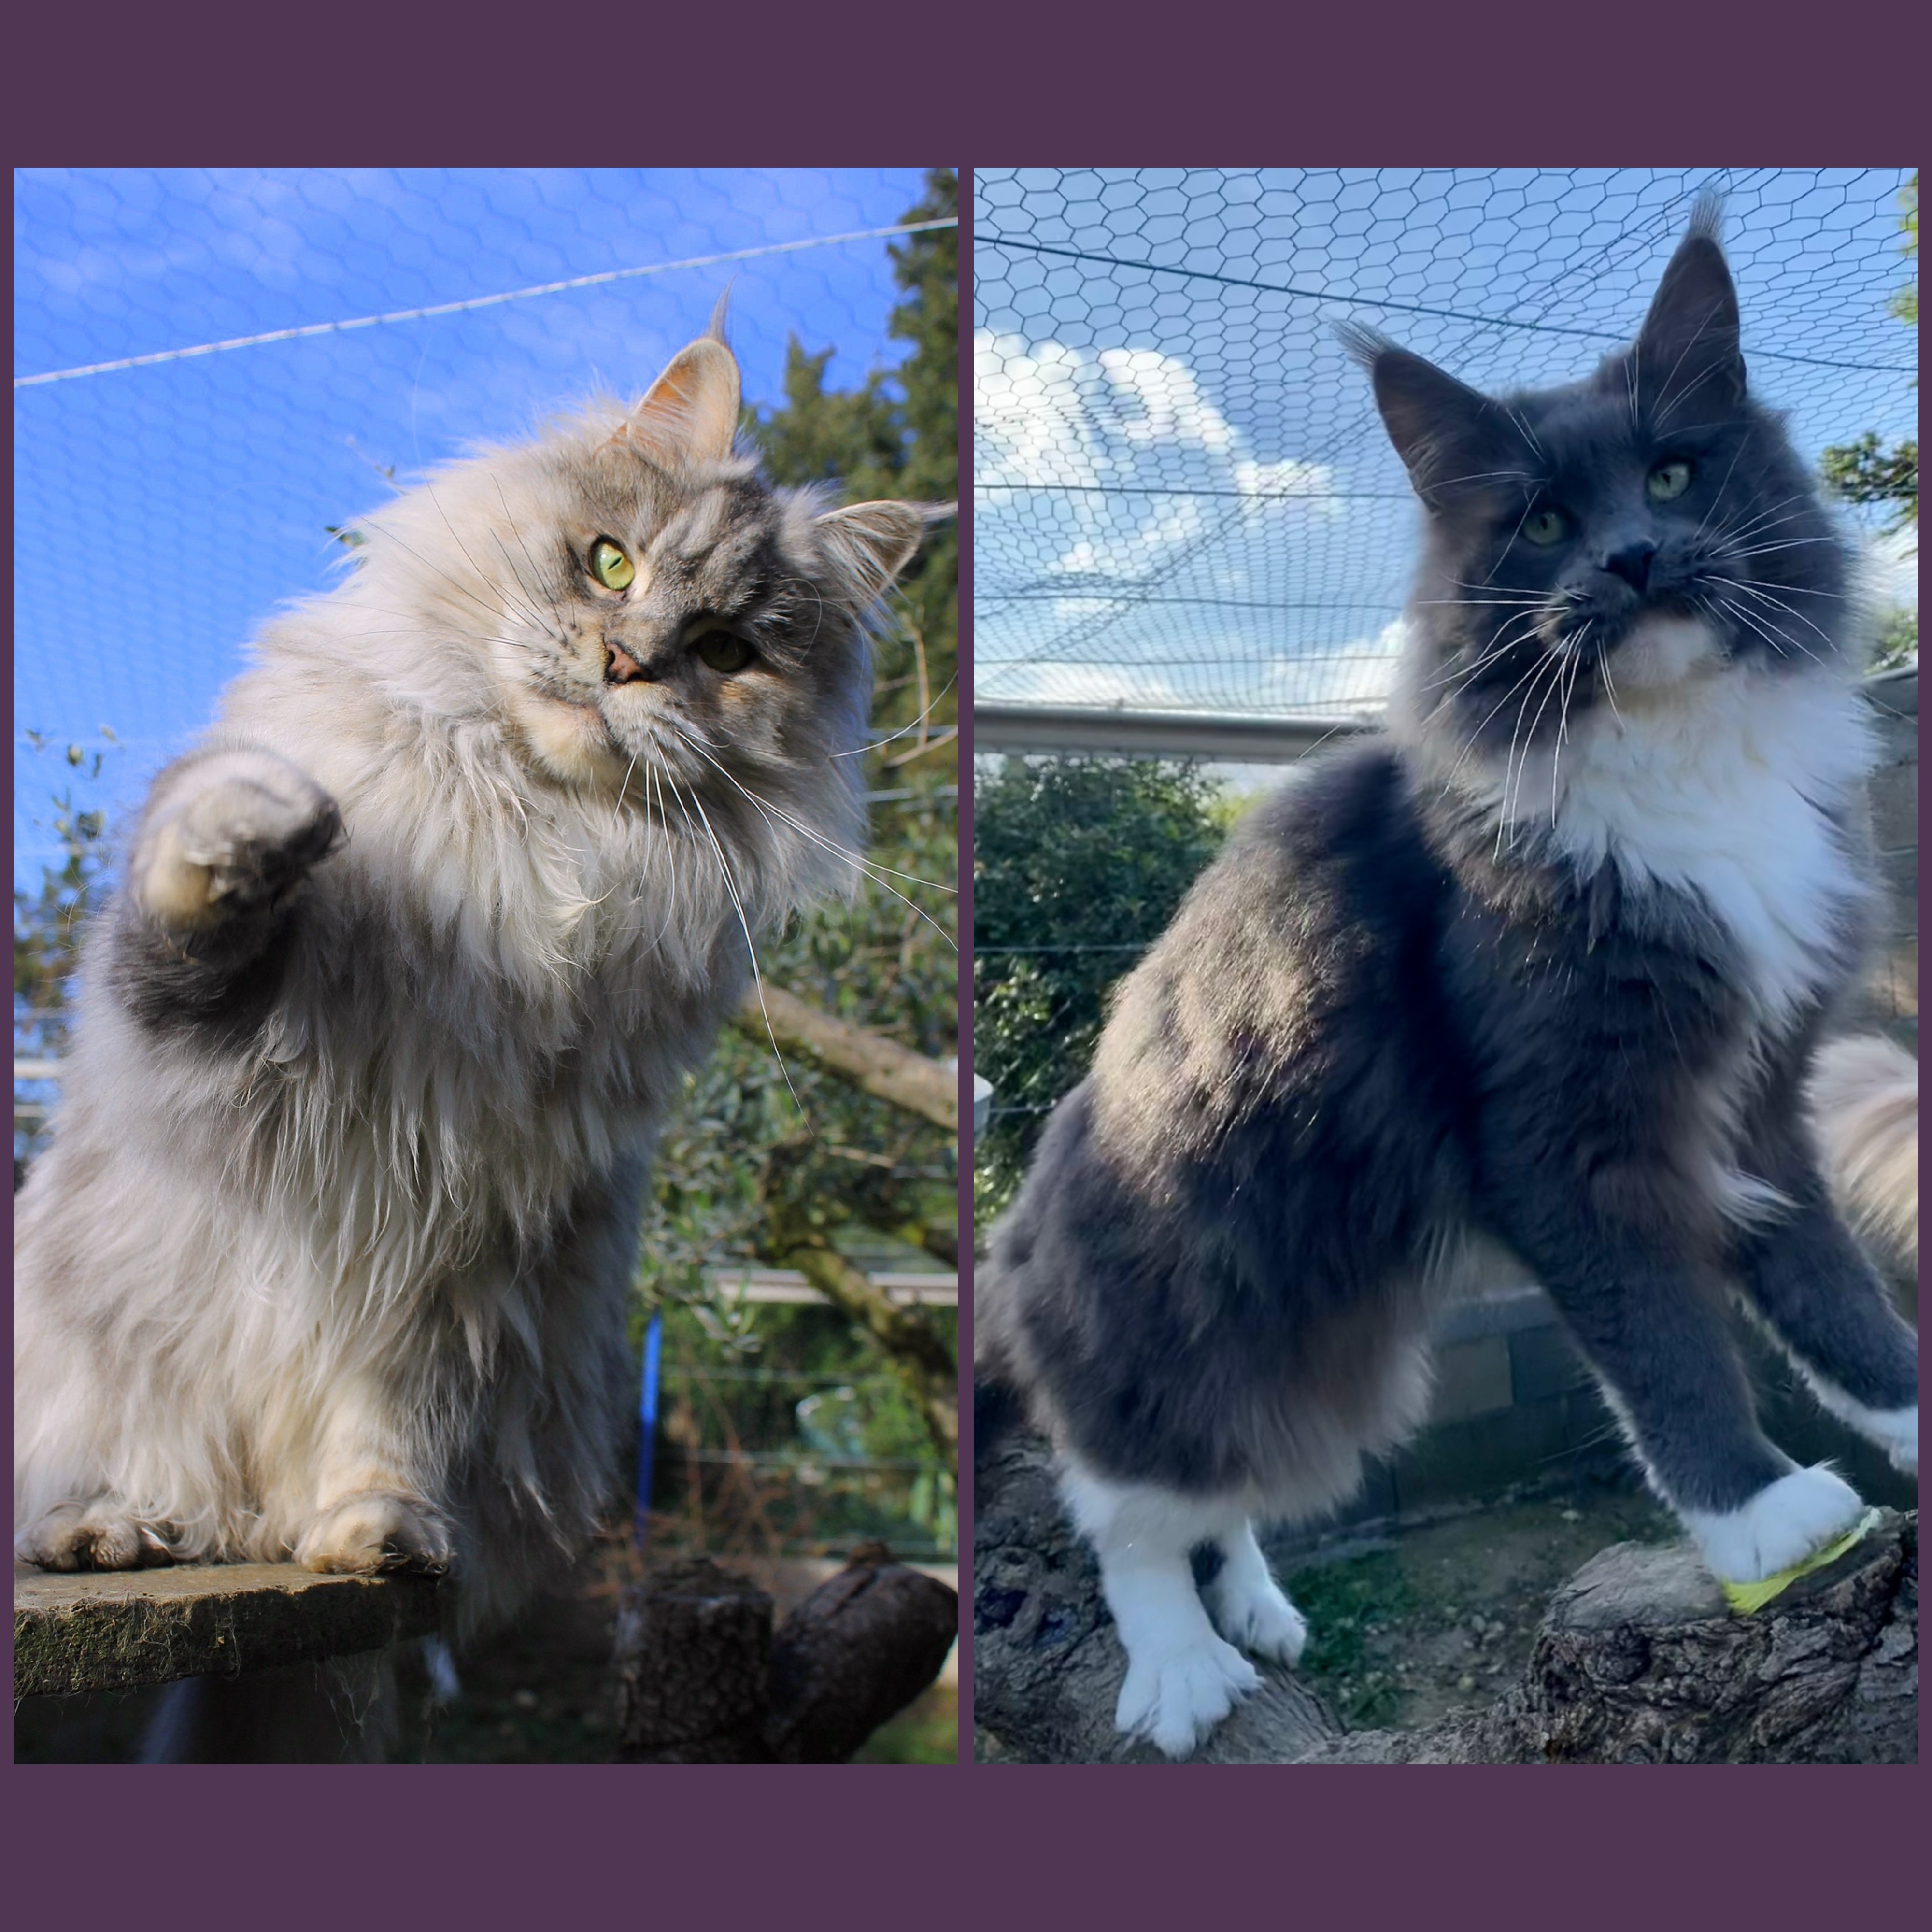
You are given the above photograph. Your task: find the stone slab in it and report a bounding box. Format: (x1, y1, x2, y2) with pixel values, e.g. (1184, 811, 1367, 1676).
(14, 1562, 441, 1697)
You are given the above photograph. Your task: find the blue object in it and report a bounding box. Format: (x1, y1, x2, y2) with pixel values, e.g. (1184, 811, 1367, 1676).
(635, 1313, 663, 1546)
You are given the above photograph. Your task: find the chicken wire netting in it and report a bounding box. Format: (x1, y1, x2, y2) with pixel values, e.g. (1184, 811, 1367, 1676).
(14, 166, 946, 887)
(974, 166, 1918, 722)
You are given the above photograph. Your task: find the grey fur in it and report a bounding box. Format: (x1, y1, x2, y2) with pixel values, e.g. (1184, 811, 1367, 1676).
(976, 209, 1917, 1753)
(14, 325, 947, 1643)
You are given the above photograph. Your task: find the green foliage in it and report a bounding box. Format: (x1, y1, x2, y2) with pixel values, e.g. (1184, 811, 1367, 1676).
(1873, 606, 1919, 672)
(1820, 431, 1918, 531)
(14, 731, 119, 1164)
(973, 756, 1226, 1219)
(1821, 171, 1918, 554)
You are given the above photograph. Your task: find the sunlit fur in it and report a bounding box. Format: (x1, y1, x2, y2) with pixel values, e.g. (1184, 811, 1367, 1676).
(14, 325, 942, 1638)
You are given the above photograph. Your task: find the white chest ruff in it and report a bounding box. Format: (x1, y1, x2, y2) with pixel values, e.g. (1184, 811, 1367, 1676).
(1531, 662, 1872, 1022)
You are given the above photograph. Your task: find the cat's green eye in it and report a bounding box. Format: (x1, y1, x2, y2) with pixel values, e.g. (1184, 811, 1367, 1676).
(590, 538, 634, 591)
(1647, 459, 1693, 503)
(694, 629, 754, 675)
(1521, 507, 1569, 547)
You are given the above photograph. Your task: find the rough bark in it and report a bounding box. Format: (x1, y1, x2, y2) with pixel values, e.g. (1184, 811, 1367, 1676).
(973, 1427, 1918, 1765)
(614, 1550, 959, 1763)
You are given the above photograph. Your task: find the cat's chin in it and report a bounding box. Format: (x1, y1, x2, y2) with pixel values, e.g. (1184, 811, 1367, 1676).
(1606, 611, 1725, 695)
(506, 686, 631, 790)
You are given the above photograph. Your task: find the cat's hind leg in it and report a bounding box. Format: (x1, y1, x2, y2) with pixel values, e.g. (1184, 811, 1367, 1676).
(1202, 1519, 1308, 1664)
(1062, 1462, 1260, 1759)
(1728, 1138, 1918, 1477)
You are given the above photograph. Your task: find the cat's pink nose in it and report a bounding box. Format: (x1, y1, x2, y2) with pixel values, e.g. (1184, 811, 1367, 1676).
(605, 643, 648, 685)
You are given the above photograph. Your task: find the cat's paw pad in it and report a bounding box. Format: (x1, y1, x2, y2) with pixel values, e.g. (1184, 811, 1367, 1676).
(137, 752, 341, 929)
(1115, 1631, 1261, 1759)
(296, 1492, 453, 1577)
(16, 1501, 175, 1572)
(1205, 1565, 1309, 1664)
(1683, 1465, 1866, 1584)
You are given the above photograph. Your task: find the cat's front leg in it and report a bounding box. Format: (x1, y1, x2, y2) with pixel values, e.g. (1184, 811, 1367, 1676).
(1500, 1215, 1867, 1586)
(121, 747, 341, 1010)
(292, 1380, 454, 1578)
(1062, 1462, 1261, 1759)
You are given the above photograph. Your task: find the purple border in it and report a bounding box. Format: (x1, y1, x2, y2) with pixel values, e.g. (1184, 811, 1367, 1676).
(9, 0, 1927, 1917)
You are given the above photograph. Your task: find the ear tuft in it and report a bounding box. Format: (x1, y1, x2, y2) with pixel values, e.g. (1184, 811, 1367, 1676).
(1636, 203, 1745, 411)
(1350, 335, 1527, 509)
(623, 335, 743, 468)
(815, 500, 949, 606)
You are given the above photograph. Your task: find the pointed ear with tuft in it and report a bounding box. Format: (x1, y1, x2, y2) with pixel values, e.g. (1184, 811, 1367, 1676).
(815, 499, 952, 605)
(1342, 325, 1531, 511)
(621, 336, 743, 468)
(1635, 215, 1745, 414)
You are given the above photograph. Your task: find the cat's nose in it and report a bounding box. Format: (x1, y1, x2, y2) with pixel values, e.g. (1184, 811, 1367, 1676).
(605, 642, 651, 685)
(1601, 539, 1658, 592)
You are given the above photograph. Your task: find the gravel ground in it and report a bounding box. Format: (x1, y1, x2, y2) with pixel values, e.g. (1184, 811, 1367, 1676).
(1271, 1481, 1677, 1731)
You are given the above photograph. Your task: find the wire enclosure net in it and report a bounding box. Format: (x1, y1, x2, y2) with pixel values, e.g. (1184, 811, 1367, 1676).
(974, 167, 1918, 722)
(14, 167, 937, 887)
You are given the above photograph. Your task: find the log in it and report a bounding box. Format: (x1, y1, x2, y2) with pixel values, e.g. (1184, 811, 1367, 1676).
(13, 1561, 440, 1698)
(614, 1549, 959, 1763)
(766, 1548, 960, 1764)
(972, 1427, 1918, 1765)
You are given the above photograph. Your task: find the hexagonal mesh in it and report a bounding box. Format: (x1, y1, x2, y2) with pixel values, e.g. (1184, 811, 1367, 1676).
(974, 167, 1917, 722)
(15, 167, 945, 884)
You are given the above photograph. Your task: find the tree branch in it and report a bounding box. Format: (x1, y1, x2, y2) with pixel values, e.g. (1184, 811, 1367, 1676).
(737, 985, 956, 1133)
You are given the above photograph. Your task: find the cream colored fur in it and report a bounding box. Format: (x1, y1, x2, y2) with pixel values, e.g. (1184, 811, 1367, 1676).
(14, 327, 939, 1643)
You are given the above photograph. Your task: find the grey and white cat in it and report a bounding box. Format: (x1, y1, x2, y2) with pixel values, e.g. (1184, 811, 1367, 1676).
(975, 204, 1917, 1758)
(14, 319, 947, 1643)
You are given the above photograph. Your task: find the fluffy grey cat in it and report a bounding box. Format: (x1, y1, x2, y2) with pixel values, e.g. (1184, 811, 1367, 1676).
(14, 320, 947, 1645)
(975, 204, 1917, 1758)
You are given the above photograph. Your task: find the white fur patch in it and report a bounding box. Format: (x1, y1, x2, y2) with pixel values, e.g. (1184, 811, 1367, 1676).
(1522, 646, 1872, 1022)
(1680, 1463, 1865, 1583)
(1805, 1388, 1917, 1476)
(1062, 1463, 1265, 1758)
(1203, 1520, 1308, 1664)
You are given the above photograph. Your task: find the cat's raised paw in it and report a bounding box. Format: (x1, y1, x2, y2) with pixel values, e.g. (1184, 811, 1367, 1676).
(135, 750, 341, 930)
(296, 1492, 453, 1577)
(1116, 1630, 1261, 1759)
(16, 1501, 176, 1572)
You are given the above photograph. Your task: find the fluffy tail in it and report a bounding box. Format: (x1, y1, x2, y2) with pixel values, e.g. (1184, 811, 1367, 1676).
(1809, 1033, 1918, 1268)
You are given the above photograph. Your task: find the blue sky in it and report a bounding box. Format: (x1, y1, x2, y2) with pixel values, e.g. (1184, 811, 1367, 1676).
(974, 167, 1919, 717)
(14, 166, 936, 887)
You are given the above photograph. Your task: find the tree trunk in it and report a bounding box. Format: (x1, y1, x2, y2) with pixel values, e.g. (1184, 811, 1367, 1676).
(973, 1427, 1918, 1765)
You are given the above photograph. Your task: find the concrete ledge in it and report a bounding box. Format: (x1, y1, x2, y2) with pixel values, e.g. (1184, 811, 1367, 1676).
(14, 1563, 441, 1697)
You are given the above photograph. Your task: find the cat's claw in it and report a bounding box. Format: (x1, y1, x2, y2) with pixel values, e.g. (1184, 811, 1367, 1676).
(16, 1500, 176, 1571)
(135, 750, 341, 930)
(295, 1491, 454, 1577)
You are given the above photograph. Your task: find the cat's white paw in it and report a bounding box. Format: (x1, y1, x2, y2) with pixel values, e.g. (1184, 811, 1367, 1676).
(16, 1500, 175, 1572)
(1681, 1465, 1865, 1583)
(296, 1492, 453, 1577)
(1116, 1629, 1261, 1759)
(1204, 1554, 1309, 1664)
(136, 751, 341, 929)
